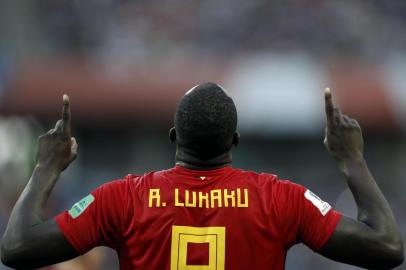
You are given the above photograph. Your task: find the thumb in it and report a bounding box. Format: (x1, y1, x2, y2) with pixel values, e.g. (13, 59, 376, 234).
(71, 137, 78, 156)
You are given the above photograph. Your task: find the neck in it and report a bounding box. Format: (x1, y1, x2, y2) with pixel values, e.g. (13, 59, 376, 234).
(175, 147, 232, 170)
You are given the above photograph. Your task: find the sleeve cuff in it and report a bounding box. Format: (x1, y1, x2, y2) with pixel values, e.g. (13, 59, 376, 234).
(55, 211, 87, 255)
(313, 210, 343, 251)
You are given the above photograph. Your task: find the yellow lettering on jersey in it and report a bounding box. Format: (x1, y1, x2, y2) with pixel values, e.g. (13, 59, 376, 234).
(210, 189, 222, 208)
(148, 189, 161, 207)
(175, 188, 184, 207)
(199, 191, 209, 208)
(185, 190, 196, 207)
(237, 188, 249, 207)
(171, 188, 249, 208)
(224, 189, 236, 207)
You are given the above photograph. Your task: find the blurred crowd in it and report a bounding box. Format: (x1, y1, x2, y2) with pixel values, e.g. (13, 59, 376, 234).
(2, 1, 406, 61)
(1, 1, 406, 270)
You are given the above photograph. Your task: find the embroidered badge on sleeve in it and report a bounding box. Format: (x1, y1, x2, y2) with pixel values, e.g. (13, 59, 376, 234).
(304, 189, 332, 216)
(68, 194, 95, 218)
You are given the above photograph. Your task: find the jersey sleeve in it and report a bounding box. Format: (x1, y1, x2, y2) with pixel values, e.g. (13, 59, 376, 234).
(273, 179, 342, 251)
(54, 178, 131, 254)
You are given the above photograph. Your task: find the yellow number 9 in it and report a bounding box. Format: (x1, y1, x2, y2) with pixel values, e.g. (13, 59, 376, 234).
(170, 226, 226, 270)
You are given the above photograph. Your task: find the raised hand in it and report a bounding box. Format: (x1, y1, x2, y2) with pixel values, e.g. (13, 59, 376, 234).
(323, 88, 364, 162)
(37, 94, 78, 172)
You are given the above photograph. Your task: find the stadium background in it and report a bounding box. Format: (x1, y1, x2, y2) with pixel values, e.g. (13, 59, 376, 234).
(0, 1, 405, 269)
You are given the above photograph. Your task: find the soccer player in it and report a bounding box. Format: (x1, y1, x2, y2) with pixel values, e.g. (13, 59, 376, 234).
(0, 83, 403, 269)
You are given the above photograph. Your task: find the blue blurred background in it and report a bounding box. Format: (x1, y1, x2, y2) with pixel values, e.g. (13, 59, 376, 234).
(0, 1, 406, 269)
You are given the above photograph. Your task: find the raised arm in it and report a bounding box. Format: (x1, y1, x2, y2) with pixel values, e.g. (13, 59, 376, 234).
(319, 88, 404, 269)
(1, 95, 79, 268)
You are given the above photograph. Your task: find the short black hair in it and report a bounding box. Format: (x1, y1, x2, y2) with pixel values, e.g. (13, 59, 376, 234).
(175, 82, 238, 159)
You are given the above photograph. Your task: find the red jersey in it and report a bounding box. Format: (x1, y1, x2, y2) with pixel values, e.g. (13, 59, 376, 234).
(55, 166, 341, 270)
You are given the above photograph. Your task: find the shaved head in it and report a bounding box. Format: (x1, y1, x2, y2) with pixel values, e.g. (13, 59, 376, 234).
(174, 82, 238, 159)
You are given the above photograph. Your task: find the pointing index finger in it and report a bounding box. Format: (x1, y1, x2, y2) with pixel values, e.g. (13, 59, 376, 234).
(62, 94, 71, 135)
(324, 87, 335, 128)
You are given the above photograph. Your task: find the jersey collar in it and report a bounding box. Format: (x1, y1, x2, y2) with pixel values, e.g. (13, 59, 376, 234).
(171, 165, 234, 177)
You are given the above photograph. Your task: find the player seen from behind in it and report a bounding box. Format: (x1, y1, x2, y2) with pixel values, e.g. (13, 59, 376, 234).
(1, 83, 404, 269)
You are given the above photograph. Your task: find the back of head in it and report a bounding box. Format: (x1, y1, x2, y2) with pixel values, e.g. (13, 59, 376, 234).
(174, 82, 238, 159)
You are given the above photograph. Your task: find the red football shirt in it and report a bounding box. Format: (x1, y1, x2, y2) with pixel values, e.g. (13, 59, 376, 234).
(55, 166, 341, 270)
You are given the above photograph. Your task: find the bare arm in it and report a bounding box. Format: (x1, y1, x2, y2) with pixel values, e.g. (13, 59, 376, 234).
(319, 88, 404, 269)
(1, 95, 79, 268)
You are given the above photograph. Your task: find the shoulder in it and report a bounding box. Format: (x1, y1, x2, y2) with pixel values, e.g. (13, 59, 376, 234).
(271, 177, 306, 201)
(231, 167, 275, 177)
(91, 172, 146, 198)
(233, 168, 306, 198)
(117, 169, 170, 190)
(232, 167, 280, 184)
(231, 168, 297, 197)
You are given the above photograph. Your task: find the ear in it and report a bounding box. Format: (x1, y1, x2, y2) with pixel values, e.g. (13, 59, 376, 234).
(169, 127, 176, 143)
(233, 132, 240, 147)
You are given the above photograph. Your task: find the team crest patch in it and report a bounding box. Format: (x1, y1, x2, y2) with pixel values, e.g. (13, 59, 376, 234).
(304, 189, 331, 216)
(68, 194, 95, 218)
